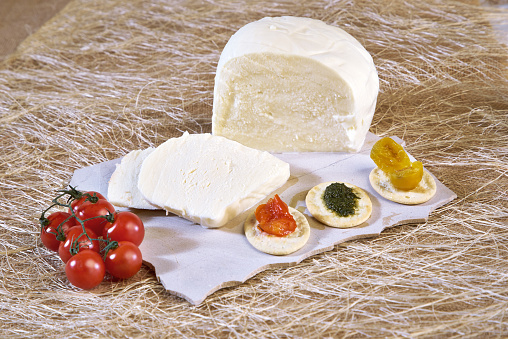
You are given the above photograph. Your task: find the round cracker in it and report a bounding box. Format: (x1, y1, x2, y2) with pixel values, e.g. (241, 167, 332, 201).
(244, 207, 310, 255)
(305, 182, 372, 228)
(369, 167, 436, 205)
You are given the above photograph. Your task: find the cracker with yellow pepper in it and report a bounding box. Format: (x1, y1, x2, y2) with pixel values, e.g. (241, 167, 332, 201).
(369, 137, 436, 205)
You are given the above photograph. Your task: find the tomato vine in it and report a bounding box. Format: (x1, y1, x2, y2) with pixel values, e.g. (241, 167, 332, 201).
(39, 186, 145, 289)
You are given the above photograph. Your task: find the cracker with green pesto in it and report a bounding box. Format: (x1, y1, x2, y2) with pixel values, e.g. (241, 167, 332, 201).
(305, 182, 372, 228)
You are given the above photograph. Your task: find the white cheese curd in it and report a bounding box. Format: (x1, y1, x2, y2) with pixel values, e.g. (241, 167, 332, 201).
(212, 16, 379, 152)
(108, 147, 160, 210)
(137, 132, 291, 228)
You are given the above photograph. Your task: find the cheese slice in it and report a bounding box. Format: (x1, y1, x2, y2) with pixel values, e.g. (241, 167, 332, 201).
(108, 147, 160, 210)
(137, 132, 291, 228)
(212, 16, 379, 152)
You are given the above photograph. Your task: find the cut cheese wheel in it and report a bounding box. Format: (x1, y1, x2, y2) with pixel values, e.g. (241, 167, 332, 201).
(137, 132, 291, 228)
(108, 148, 160, 210)
(212, 16, 379, 152)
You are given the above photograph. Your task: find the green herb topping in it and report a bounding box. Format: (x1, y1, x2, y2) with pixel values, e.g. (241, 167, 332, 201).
(323, 182, 359, 217)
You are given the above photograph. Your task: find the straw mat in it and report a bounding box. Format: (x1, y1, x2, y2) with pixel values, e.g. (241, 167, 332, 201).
(0, 0, 507, 337)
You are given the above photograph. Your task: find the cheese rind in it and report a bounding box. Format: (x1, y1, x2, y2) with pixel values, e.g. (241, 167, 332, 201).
(137, 132, 291, 228)
(212, 16, 379, 152)
(108, 148, 160, 210)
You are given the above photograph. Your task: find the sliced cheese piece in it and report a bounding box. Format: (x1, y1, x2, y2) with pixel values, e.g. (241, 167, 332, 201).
(306, 181, 372, 228)
(369, 167, 437, 205)
(212, 16, 379, 152)
(137, 132, 290, 228)
(244, 207, 310, 255)
(108, 148, 160, 210)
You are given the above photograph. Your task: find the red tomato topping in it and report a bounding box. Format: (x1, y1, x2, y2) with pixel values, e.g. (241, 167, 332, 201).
(255, 194, 297, 237)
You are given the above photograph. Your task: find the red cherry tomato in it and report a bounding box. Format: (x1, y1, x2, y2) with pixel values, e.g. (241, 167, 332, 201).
(40, 211, 77, 252)
(69, 191, 106, 215)
(104, 241, 143, 279)
(58, 226, 100, 263)
(65, 250, 105, 289)
(103, 211, 145, 246)
(74, 199, 115, 236)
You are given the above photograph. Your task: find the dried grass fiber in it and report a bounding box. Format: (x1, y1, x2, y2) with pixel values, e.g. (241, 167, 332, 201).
(1, 0, 507, 337)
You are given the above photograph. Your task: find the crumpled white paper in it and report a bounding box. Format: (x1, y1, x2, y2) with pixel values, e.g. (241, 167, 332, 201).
(70, 133, 456, 304)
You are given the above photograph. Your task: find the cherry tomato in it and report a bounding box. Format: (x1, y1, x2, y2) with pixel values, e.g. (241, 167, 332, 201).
(104, 241, 143, 279)
(103, 211, 145, 246)
(255, 194, 296, 237)
(65, 250, 105, 289)
(75, 199, 115, 236)
(69, 191, 106, 215)
(59, 226, 100, 263)
(40, 211, 77, 252)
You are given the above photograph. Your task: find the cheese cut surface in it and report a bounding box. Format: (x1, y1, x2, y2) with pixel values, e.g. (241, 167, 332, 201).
(137, 132, 291, 228)
(212, 16, 379, 152)
(108, 148, 160, 210)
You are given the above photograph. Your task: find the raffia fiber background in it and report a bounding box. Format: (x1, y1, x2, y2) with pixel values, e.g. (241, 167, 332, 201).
(1, 0, 507, 337)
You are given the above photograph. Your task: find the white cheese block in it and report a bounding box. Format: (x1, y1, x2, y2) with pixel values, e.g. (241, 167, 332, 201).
(107, 148, 160, 210)
(137, 132, 291, 228)
(212, 16, 379, 152)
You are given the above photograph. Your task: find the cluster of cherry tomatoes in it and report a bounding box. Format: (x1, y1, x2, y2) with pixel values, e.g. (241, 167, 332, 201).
(39, 187, 144, 289)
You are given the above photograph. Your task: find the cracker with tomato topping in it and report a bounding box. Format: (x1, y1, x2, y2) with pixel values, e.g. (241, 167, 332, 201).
(369, 167, 436, 205)
(244, 207, 310, 255)
(305, 182, 372, 228)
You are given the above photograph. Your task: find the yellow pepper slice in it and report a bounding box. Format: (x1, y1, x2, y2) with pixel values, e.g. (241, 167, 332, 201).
(370, 137, 411, 173)
(371, 137, 424, 191)
(389, 161, 424, 191)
